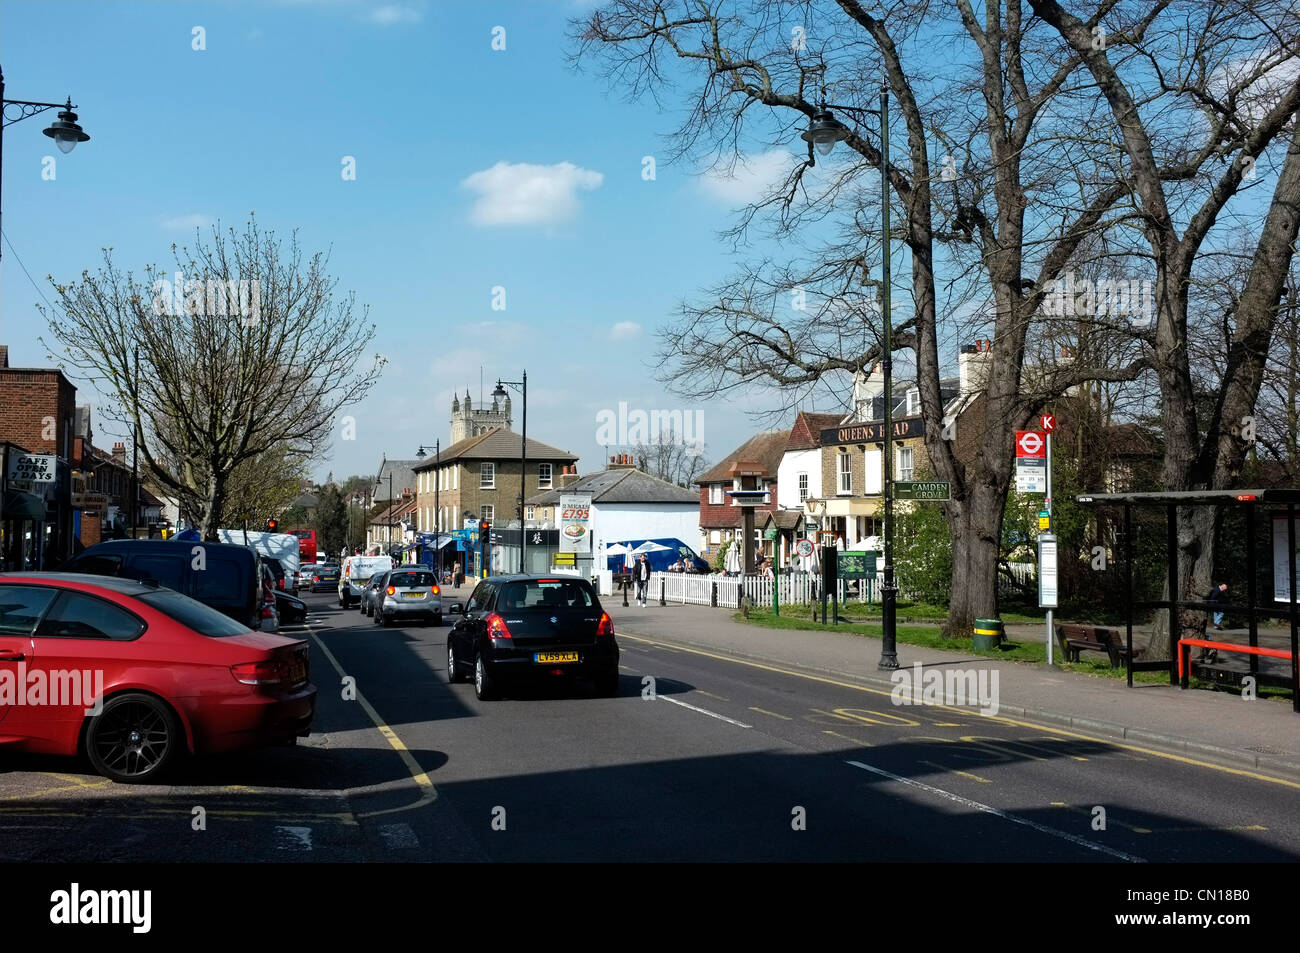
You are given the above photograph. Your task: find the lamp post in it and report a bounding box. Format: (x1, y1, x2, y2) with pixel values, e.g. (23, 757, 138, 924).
(374, 464, 393, 556)
(416, 441, 440, 577)
(1, 67, 90, 268)
(802, 78, 899, 671)
(493, 372, 527, 573)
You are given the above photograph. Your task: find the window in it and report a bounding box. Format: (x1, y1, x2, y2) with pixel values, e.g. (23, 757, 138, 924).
(496, 578, 594, 610)
(709, 484, 723, 505)
(897, 446, 915, 481)
(192, 557, 243, 605)
(128, 554, 187, 592)
(798, 473, 809, 502)
(35, 591, 144, 641)
(137, 589, 249, 638)
(710, 530, 721, 544)
(0, 585, 58, 634)
(906, 388, 920, 417)
(526, 506, 536, 520)
(838, 453, 853, 494)
(480, 462, 495, 489)
(481, 505, 494, 523)
(538, 463, 553, 489)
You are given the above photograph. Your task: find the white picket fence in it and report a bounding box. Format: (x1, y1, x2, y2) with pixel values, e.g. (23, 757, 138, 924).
(594, 563, 1038, 609)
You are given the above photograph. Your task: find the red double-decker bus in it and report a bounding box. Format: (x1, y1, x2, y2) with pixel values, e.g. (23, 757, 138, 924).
(290, 529, 318, 565)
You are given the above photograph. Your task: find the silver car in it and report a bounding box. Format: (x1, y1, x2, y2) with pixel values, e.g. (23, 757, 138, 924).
(373, 567, 443, 627)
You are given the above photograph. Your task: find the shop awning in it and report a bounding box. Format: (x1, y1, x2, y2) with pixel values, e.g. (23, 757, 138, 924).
(3, 490, 46, 521)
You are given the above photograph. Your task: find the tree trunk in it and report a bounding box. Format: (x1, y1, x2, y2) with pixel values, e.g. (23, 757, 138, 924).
(200, 469, 229, 542)
(947, 479, 1005, 637)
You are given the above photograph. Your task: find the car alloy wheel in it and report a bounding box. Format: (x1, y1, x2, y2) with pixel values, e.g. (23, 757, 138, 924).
(86, 693, 180, 783)
(447, 642, 465, 683)
(474, 653, 496, 701)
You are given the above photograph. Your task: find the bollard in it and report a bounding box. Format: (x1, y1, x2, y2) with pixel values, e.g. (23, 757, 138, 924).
(711, 580, 718, 607)
(659, 578, 666, 606)
(622, 578, 629, 608)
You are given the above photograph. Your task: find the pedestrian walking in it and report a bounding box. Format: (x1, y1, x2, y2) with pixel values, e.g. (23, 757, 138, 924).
(633, 553, 651, 606)
(1208, 582, 1228, 630)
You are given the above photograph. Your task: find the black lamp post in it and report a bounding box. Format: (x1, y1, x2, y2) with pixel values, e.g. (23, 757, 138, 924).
(803, 79, 900, 671)
(374, 462, 393, 555)
(1, 67, 90, 267)
(493, 372, 527, 573)
(416, 441, 440, 576)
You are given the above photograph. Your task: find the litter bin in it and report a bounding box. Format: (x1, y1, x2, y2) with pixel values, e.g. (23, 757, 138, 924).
(973, 618, 1003, 651)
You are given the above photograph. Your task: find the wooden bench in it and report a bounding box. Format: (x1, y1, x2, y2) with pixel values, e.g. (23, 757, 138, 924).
(1055, 623, 1144, 668)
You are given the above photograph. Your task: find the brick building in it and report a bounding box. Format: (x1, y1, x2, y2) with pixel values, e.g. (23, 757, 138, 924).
(694, 430, 788, 570)
(0, 346, 77, 569)
(412, 428, 578, 574)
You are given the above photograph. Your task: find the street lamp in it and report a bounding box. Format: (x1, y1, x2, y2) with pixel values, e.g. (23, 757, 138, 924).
(804, 79, 900, 671)
(493, 372, 527, 573)
(1, 67, 90, 266)
(374, 463, 393, 555)
(416, 441, 440, 578)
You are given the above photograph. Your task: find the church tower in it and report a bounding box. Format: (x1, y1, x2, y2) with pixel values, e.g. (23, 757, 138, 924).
(450, 386, 513, 443)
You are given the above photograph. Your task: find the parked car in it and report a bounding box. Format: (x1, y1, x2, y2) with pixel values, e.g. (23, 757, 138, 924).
(0, 572, 316, 782)
(310, 564, 340, 593)
(339, 555, 393, 608)
(446, 574, 618, 700)
(61, 539, 267, 630)
(373, 567, 442, 627)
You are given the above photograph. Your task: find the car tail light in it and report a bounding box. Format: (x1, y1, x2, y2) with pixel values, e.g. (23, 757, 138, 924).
(597, 612, 614, 636)
(231, 660, 285, 685)
(313, 576, 321, 582)
(387, 585, 396, 596)
(431, 585, 440, 595)
(486, 613, 513, 640)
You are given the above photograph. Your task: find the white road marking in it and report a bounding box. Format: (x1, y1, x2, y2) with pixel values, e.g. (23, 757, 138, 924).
(845, 760, 1146, 862)
(378, 822, 419, 849)
(275, 825, 314, 851)
(659, 695, 751, 729)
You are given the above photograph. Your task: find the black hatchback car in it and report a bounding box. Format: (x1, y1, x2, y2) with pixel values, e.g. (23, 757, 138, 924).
(446, 575, 618, 700)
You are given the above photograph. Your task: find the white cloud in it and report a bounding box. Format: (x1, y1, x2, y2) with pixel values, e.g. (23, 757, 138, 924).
(462, 161, 604, 227)
(609, 321, 641, 340)
(159, 214, 213, 232)
(368, 4, 421, 25)
(699, 150, 796, 205)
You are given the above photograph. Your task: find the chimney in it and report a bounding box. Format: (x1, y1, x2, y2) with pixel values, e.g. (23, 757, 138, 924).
(958, 340, 992, 396)
(112, 442, 127, 464)
(559, 465, 581, 489)
(0, 345, 8, 368)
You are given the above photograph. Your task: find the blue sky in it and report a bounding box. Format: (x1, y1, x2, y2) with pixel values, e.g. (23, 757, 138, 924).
(0, 0, 841, 485)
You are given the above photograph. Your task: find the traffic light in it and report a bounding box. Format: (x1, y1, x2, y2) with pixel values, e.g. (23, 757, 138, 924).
(478, 519, 490, 534)
(266, 518, 279, 532)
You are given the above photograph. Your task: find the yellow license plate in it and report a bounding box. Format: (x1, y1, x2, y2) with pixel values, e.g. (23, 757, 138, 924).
(535, 652, 579, 664)
(402, 592, 425, 599)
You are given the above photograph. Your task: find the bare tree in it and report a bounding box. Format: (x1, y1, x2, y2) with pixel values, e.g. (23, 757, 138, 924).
(632, 425, 711, 486)
(42, 218, 385, 539)
(1032, 0, 1300, 652)
(573, 0, 1150, 635)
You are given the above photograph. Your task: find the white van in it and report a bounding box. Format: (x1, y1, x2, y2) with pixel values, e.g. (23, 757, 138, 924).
(339, 554, 393, 608)
(216, 530, 302, 593)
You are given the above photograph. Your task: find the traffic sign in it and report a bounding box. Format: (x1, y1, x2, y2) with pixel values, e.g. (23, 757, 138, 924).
(1040, 413, 1056, 433)
(1016, 430, 1046, 458)
(895, 481, 951, 501)
(795, 538, 815, 559)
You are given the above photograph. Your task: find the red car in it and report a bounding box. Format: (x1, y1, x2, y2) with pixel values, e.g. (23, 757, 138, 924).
(0, 573, 316, 783)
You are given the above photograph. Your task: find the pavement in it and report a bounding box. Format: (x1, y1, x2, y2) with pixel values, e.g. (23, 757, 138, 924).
(605, 596, 1300, 780)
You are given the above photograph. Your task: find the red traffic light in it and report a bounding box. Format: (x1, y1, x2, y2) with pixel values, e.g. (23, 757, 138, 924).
(478, 520, 490, 532)
(266, 519, 279, 531)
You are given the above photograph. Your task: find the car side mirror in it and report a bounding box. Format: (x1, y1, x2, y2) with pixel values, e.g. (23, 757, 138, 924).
(449, 603, 464, 614)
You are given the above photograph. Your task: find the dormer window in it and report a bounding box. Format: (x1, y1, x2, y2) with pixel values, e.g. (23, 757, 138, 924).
(906, 389, 920, 417)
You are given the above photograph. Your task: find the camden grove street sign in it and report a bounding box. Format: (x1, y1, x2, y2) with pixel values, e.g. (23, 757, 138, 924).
(894, 481, 951, 501)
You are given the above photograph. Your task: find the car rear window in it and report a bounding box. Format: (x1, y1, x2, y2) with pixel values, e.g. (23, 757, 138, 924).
(496, 580, 594, 610)
(136, 588, 252, 637)
(36, 591, 145, 641)
(390, 572, 433, 588)
(193, 557, 246, 606)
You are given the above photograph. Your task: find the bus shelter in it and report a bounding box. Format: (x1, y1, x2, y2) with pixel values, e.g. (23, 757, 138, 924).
(1076, 489, 1300, 712)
